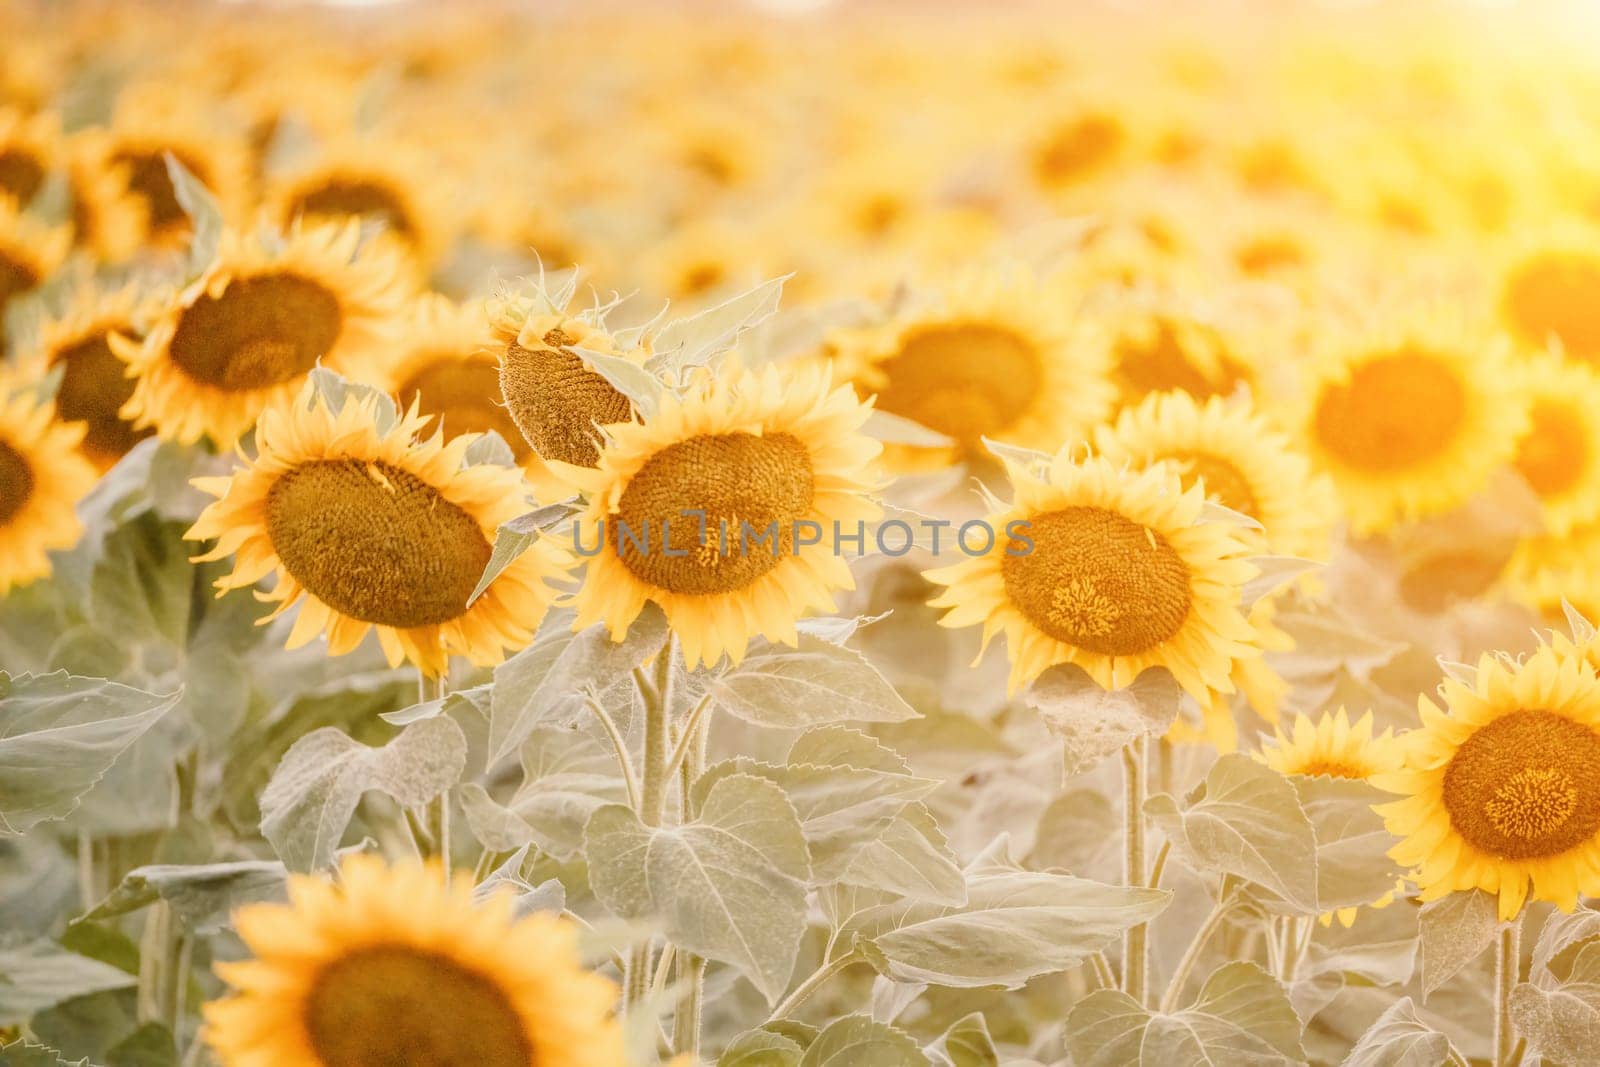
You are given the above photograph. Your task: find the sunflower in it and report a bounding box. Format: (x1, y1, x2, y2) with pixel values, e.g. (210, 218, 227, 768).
(925, 452, 1259, 698)
(0, 374, 98, 594)
(1494, 221, 1600, 362)
(0, 194, 69, 325)
(18, 283, 154, 470)
(186, 384, 569, 676)
(1502, 521, 1600, 625)
(203, 854, 624, 1067)
(265, 137, 451, 281)
(564, 360, 882, 669)
(1260, 707, 1406, 926)
(486, 288, 639, 498)
(1508, 354, 1600, 536)
(1376, 646, 1600, 920)
(116, 221, 405, 446)
(62, 130, 147, 263)
(1096, 290, 1257, 412)
(825, 269, 1113, 470)
(1027, 101, 1131, 192)
(0, 106, 53, 208)
(1295, 309, 1526, 535)
(88, 104, 251, 249)
(371, 293, 529, 461)
(1095, 390, 1336, 560)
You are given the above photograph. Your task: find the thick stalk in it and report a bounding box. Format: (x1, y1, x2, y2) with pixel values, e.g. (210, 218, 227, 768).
(136, 902, 171, 1024)
(1494, 922, 1522, 1067)
(673, 703, 709, 1057)
(623, 638, 675, 1020)
(1121, 735, 1149, 1005)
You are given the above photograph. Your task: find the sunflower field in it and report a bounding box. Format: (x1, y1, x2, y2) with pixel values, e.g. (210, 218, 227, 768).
(9, 1, 1600, 1064)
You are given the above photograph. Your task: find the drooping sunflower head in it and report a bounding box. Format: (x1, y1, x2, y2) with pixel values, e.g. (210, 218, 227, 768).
(204, 854, 624, 1067)
(1495, 222, 1600, 362)
(1296, 309, 1528, 535)
(487, 288, 636, 490)
(0, 373, 98, 594)
(267, 139, 451, 278)
(17, 282, 155, 470)
(117, 221, 405, 446)
(0, 193, 70, 324)
(1096, 390, 1337, 561)
(825, 269, 1114, 471)
(186, 381, 569, 676)
(1259, 707, 1403, 780)
(1508, 354, 1600, 536)
(567, 359, 882, 669)
(1377, 646, 1600, 920)
(925, 452, 1259, 698)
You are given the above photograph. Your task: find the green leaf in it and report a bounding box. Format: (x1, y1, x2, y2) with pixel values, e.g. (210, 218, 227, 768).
(259, 717, 468, 870)
(1341, 997, 1460, 1067)
(1510, 981, 1600, 1065)
(711, 636, 919, 730)
(1293, 776, 1404, 914)
(104, 1022, 177, 1067)
(646, 276, 787, 375)
(835, 802, 966, 906)
(1417, 889, 1497, 998)
(509, 727, 629, 860)
(1025, 666, 1179, 776)
(797, 1016, 928, 1067)
(0, 1041, 94, 1066)
(586, 773, 811, 1004)
(0, 940, 136, 1027)
(459, 783, 537, 853)
(462, 430, 517, 468)
(1067, 962, 1306, 1066)
(718, 1030, 806, 1067)
(862, 410, 954, 448)
(468, 500, 577, 609)
(487, 607, 667, 766)
(572, 346, 661, 417)
(162, 152, 222, 282)
(1027, 787, 1118, 876)
(1147, 754, 1319, 913)
(84, 861, 287, 935)
(926, 1012, 998, 1067)
(0, 673, 179, 837)
(854, 848, 1169, 989)
(304, 368, 399, 432)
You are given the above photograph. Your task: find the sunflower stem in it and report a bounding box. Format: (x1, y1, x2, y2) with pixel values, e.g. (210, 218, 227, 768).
(1160, 881, 1236, 1013)
(623, 635, 676, 1022)
(769, 949, 859, 1021)
(673, 693, 710, 1057)
(1494, 921, 1522, 1067)
(77, 831, 96, 912)
(585, 695, 641, 811)
(1121, 735, 1149, 1006)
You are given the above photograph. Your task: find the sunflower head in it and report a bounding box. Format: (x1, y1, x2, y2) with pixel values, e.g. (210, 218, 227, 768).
(0, 106, 55, 208)
(1100, 294, 1255, 411)
(204, 854, 624, 1067)
(825, 269, 1113, 470)
(925, 451, 1259, 698)
(0, 193, 70, 323)
(1297, 309, 1527, 534)
(1496, 223, 1600, 362)
(568, 359, 882, 668)
(487, 290, 634, 476)
(186, 380, 569, 675)
(1377, 646, 1600, 919)
(97, 104, 251, 249)
(1259, 708, 1402, 779)
(1508, 354, 1600, 536)
(118, 221, 405, 445)
(0, 372, 97, 594)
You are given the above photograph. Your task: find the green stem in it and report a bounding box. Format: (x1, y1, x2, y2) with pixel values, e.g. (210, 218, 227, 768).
(622, 636, 675, 1021)
(1160, 884, 1236, 1013)
(769, 950, 859, 1021)
(1494, 922, 1522, 1067)
(673, 699, 710, 1057)
(585, 695, 641, 811)
(77, 831, 95, 912)
(1121, 735, 1149, 1006)
(136, 902, 170, 1024)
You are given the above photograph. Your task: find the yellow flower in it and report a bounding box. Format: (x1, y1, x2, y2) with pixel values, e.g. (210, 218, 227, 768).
(117, 222, 405, 446)
(1295, 309, 1526, 534)
(4, 108, 145, 264)
(1097, 291, 1257, 412)
(0, 374, 98, 594)
(826, 269, 1113, 470)
(1509, 354, 1600, 536)
(565, 360, 881, 669)
(16, 282, 154, 470)
(186, 384, 570, 676)
(1495, 220, 1600, 363)
(0, 193, 70, 325)
(1376, 647, 1600, 920)
(203, 855, 624, 1067)
(925, 453, 1258, 698)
